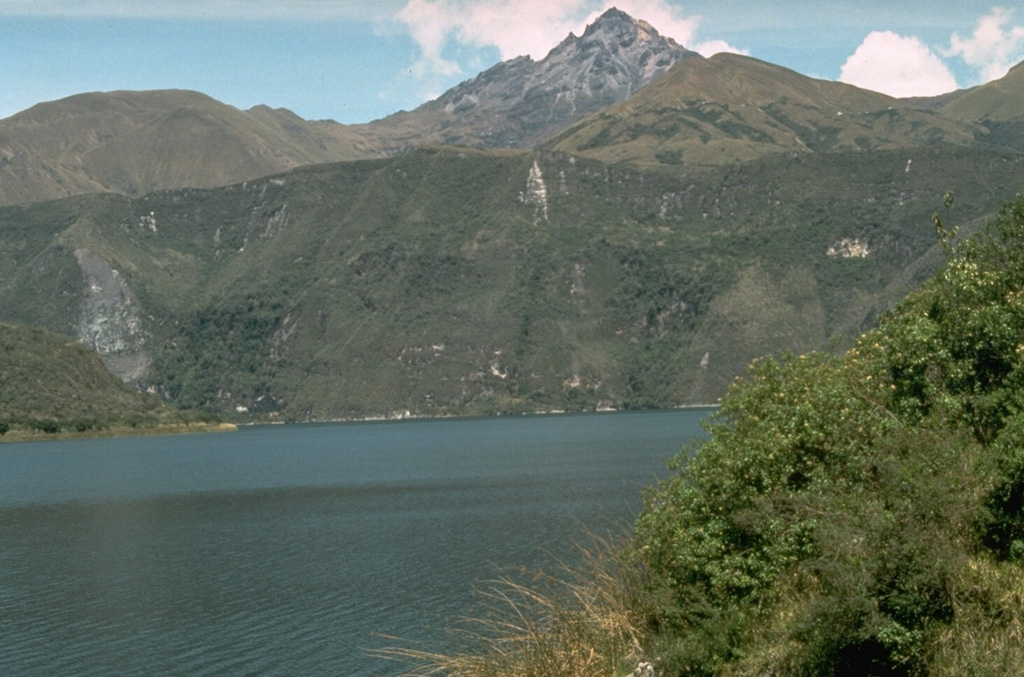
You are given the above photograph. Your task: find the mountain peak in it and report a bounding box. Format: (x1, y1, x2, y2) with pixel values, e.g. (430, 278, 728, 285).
(584, 7, 652, 34)
(389, 8, 698, 150)
(586, 7, 635, 29)
(574, 7, 682, 51)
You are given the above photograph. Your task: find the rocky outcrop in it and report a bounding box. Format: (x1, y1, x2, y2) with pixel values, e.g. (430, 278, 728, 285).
(74, 248, 149, 381)
(369, 8, 699, 150)
(520, 159, 549, 222)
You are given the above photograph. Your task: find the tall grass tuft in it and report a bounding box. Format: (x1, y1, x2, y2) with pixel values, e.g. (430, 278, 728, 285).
(930, 556, 1024, 675)
(375, 531, 654, 677)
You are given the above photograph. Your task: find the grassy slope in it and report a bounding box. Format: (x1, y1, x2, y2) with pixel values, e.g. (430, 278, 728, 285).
(940, 60, 1024, 122)
(0, 90, 378, 206)
(939, 61, 1024, 152)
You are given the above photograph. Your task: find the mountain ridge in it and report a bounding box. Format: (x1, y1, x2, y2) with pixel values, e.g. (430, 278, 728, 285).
(3, 11, 1024, 206)
(0, 89, 376, 205)
(0, 8, 697, 205)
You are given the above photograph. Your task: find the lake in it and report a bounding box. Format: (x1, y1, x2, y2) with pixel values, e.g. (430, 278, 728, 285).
(0, 409, 710, 676)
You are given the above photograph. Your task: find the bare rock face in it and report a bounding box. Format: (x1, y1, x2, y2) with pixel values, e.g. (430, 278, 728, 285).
(372, 8, 699, 149)
(74, 248, 150, 381)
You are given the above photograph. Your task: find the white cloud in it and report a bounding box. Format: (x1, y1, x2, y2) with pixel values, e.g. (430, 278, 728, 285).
(946, 6, 1024, 83)
(395, 0, 463, 77)
(689, 38, 748, 58)
(391, 0, 745, 80)
(586, 0, 747, 57)
(839, 31, 958, 97)
(457, 1, 587, 61)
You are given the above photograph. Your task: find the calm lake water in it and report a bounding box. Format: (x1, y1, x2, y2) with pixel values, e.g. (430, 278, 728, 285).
(0, 409, 710, 676)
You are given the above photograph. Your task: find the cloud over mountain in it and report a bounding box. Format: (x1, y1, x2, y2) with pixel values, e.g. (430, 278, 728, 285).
(393, 0, 743, 82)
(839, 6, 1024, 98)
(840, 31, 958, 97)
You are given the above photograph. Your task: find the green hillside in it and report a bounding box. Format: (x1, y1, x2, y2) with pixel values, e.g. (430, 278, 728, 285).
(0, 322, 217, 438)
(1, 144, 1022, 421)
(940, 61, 1024, 122)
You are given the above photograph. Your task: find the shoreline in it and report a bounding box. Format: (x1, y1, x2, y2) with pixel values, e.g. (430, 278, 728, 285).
(0, 406, 718, 442)
(0, 422, 237, 444)
(242, 404, 720, 426)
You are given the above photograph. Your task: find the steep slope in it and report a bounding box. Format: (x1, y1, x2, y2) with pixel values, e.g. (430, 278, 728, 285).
(2, 145, 1022, 420)
(0, 90, 377, 205)
(362, 8, 698, 152)
(547, 52, 986, 165)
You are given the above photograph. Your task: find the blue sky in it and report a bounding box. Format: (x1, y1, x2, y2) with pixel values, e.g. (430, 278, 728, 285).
(1, 1, 1023, 123)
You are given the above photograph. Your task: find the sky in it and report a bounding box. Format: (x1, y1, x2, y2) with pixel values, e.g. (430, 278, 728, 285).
(1, 1, 1023, 123)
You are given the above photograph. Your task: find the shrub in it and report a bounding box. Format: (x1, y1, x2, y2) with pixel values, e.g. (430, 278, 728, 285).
(632, 195, 1024, 674)
(30, 418, 61, 434)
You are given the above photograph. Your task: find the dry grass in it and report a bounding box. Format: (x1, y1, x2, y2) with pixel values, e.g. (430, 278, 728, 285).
(374, 532, 653, 677)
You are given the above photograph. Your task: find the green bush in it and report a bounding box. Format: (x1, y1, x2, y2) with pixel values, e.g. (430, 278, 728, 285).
(30, 418, 61, 434)
(633, 195, 1024, 674)
(980, 413, 1024, 560)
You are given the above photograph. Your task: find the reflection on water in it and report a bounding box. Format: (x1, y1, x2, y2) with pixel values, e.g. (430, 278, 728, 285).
(0, 409, 709, 675)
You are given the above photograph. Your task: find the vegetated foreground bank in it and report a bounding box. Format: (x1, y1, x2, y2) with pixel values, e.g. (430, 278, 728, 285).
(0, 322, 229, 442)
(392, 195, 1024, 675)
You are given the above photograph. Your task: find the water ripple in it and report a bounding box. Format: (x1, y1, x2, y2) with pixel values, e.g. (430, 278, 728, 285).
(0, 411, 708, 675)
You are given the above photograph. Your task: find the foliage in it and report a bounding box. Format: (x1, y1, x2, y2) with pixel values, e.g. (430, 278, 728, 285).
(147, 300, 285, 413)
(631, 194, 1024, 674)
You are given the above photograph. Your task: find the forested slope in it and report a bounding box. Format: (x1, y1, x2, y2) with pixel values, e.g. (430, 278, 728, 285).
(2, 146, 1022, 420)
